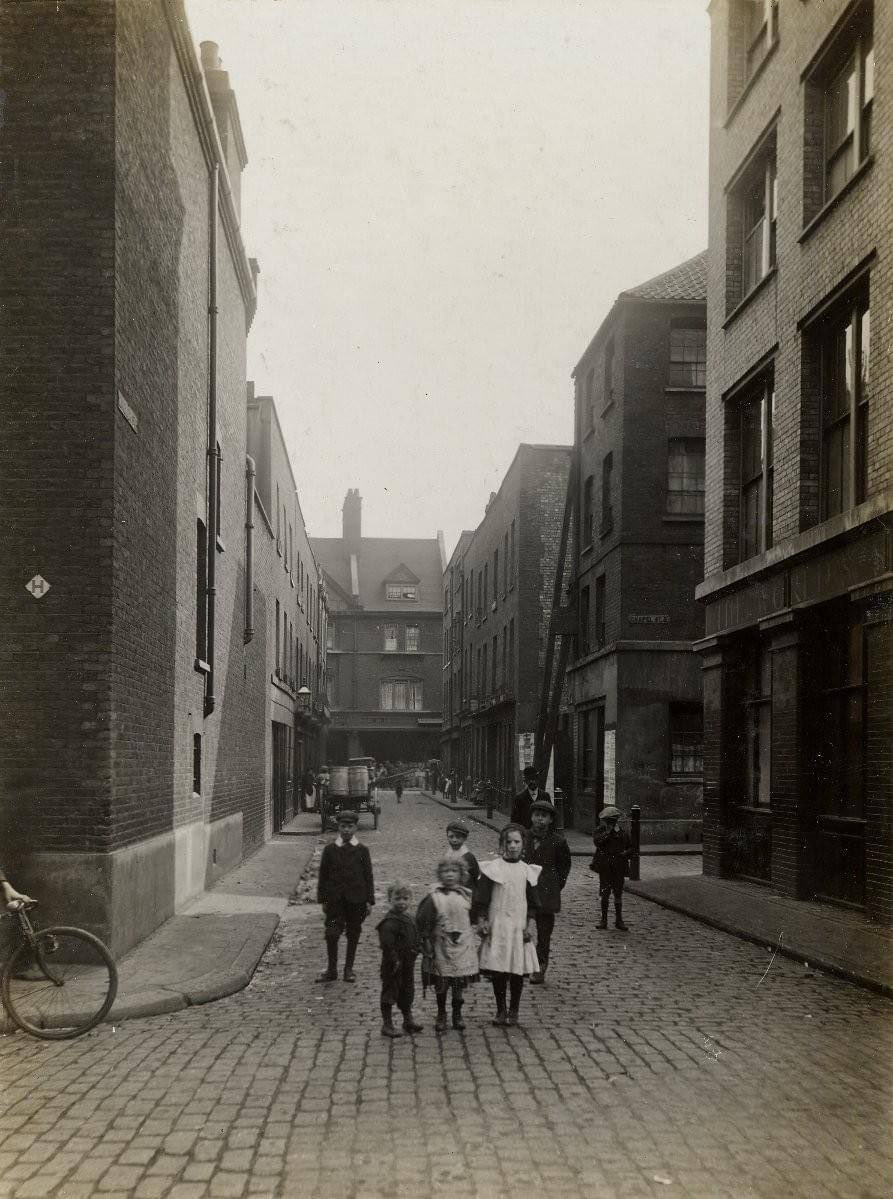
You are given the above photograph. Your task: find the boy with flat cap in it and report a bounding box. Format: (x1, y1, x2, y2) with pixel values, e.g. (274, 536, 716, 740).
(591, 805, 632, 930)
(523, 799, 571, 983)
(511, 764, 550, 830)
(444, 819, 480, 888)
(316, 810, 375, 982)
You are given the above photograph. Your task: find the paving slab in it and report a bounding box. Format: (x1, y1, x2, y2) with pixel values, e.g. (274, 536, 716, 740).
(626, 872, 893, 996)
(104, 834, 318, 1023)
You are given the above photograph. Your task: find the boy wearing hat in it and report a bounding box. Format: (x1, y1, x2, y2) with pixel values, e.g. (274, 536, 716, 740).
(316, 810, 375, 982)
(523, 800, 571, 983)
(444, 819, 480, 888)
(511, 765, 550, 830)
(591, 806, 632, 930)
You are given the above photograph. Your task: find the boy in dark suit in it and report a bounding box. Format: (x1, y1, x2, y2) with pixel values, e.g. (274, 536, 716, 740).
(523, 800, 571, 983)
(316, 810, 375, 982)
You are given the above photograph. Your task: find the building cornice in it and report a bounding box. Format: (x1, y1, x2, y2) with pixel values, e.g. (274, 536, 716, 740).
(162, 0, 257, 327)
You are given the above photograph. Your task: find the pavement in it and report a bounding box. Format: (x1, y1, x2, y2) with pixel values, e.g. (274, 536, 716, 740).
(1, 788, 891, 1199)
(96, 836, 318, 1024)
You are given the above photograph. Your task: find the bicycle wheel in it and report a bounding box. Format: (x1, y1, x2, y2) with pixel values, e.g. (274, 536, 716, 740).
(1, 927, 117, 1040)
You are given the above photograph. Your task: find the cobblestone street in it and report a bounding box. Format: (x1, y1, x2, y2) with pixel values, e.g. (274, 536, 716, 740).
(1, 792, 890, 1199)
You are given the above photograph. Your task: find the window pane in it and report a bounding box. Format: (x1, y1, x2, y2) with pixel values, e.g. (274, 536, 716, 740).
(742, 480, 761, 560)
(667, 438, 705, 514)
(668, 327, 706, 388)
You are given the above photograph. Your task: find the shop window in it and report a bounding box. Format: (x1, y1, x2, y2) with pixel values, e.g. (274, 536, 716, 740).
(577, 705, 604, 795)
(815, 619, 866, 820)
(667, 325, 707, 389)
(667, 438, 706, 515)
(669, 703, 703, 777)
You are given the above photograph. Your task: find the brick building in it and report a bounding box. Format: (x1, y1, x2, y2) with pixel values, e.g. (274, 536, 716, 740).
(0, 1, 326, 953)
(568, 255, 708, 840)
(312, 492, 444, 765)
(247, 389, 330, 831)
(699, 0, 891, 921)
(440, 446, 573, 809)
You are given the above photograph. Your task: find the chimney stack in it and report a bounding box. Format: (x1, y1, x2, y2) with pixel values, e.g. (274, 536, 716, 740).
(342, 489, 362, 555)
(198, 41, 248, 221)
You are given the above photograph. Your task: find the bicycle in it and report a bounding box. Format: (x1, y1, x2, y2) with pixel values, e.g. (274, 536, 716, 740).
(1, 900, 118, 1040)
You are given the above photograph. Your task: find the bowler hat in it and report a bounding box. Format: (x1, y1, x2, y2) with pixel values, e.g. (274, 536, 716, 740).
(522, 765, 540, 781)
(336, 810, 359, 824)
(599, 805, 620, 820)
(529, 799, 556, 818)
(446, 820, 469, 836)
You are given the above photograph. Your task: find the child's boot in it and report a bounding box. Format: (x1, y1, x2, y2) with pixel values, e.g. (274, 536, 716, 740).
(506, 1007, 520, 1027)
(343, 936, 359, 982)
(491, 1007, 509, 1026)
(451, 996, 465, 1031)
(401, 1009, 424, 1034)
(615, 902, 628, 931)
(380, 1004, 403, 1038)
(316, 937, 339, 982)
(434, 993, 448, 1033)
(597, 898, 609, 929)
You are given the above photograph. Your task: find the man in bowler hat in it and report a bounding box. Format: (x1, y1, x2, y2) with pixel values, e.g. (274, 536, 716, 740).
(511, 764, 550, 830)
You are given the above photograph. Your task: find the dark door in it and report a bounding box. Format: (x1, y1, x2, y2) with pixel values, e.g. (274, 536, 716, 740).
(272, 722, 293, 833)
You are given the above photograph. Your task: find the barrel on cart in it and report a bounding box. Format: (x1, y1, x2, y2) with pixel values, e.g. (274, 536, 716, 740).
(320, 762, 380, 830)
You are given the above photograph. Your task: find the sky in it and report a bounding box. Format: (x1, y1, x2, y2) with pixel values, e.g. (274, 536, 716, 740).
(185, 0, 710, 556)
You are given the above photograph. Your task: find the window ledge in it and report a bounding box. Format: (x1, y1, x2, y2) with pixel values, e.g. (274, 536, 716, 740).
(194, 658, 210, 675)
(580, 541, 594, 556)
(799, 156, 874, 245)
(733, 805, 773, 816)
(664, 386, 706, 396)
(723, 267, 776, 330)
(724, 37, 779, 127)
(663, 514, 705, 524)
(600, 400, 615, 418)
(665, 776, 703, 786)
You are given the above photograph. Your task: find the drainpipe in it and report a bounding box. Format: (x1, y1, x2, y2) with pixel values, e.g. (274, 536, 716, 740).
(245, 455, 256, 642)
(205, 163, 219, 717)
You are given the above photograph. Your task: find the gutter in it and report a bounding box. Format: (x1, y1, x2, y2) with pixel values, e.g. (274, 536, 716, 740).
(205, 163, 219, 717)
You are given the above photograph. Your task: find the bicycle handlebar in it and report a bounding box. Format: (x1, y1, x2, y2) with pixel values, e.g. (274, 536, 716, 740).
(6, 899, 37, 913)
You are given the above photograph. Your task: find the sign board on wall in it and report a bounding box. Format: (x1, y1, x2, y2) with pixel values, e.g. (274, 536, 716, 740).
(603, 729, 616, 808)
(517, 732, 535, 773)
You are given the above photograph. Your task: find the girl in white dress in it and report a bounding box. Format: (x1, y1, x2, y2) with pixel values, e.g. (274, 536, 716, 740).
(471, 824, 542, 1027)
(416, 859, 480, 1032)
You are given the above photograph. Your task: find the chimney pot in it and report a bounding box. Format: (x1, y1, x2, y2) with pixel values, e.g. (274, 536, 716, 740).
(200, 40, 221, 72)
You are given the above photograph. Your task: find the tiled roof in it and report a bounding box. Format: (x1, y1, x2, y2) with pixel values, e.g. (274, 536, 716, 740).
(621, 250, 708, 303)
(312, 536, 443, 612)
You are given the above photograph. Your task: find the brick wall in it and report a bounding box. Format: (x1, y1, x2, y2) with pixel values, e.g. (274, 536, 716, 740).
(0, 0, 117, 860)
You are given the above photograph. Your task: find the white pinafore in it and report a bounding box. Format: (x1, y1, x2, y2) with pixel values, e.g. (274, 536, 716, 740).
(430, 888, 479, 979)
(477, 858, 542, 977)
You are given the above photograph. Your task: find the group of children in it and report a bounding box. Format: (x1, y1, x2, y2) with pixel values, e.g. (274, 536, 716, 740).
(316, 797, 631, 1037)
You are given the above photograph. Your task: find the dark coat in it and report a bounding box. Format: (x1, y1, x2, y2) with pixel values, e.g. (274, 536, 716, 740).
(377, 910, 420, 979)
(510, 787, 551, 829)
(591, 823, 632, 877)
(524, 831, 572, 913)
(317, 840, 375, 906)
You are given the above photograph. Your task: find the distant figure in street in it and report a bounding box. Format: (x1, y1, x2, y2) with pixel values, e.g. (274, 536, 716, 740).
(444, 819, 480, 888)
(590, 805, 633, 931)
(472, 824, 542, 1027)
(316, 811, 375, 982)
(417, 859, 479, 1033)
(523, 800, 571, 984)
(510, 764, 550, 830)
(377, 882, 424, 1038)
(394, 774, 404, 803)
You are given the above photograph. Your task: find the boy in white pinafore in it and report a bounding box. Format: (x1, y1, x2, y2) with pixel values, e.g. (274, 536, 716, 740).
(471, 823, 542, 1027)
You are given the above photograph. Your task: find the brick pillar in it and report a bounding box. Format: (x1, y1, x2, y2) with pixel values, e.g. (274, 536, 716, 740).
(698, 636, 744, 877)
(765, 614, 807, 898)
